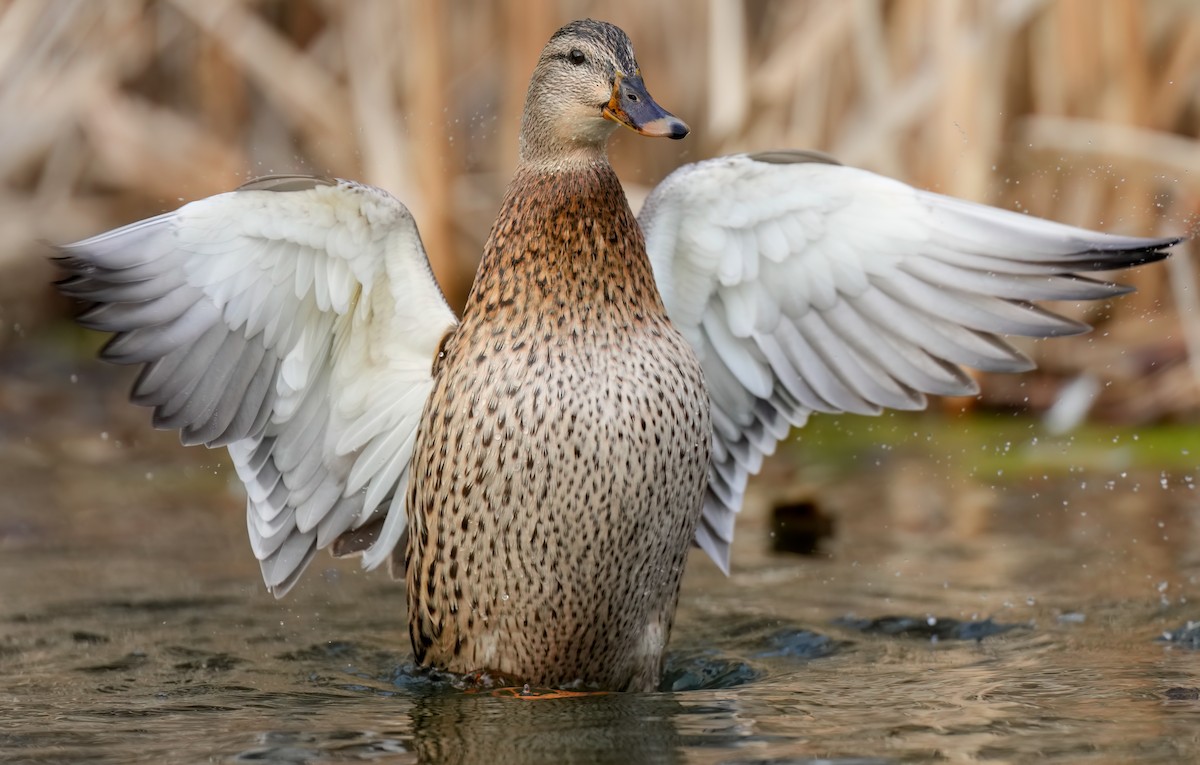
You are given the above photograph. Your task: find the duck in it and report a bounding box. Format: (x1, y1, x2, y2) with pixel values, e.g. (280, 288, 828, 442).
(55, 19, 1179, 691)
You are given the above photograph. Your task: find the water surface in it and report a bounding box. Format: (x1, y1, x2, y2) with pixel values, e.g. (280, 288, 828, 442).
(2, 341, 1198, 764)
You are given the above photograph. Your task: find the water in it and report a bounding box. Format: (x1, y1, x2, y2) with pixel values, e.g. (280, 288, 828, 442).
(2, 342, 1199, 764)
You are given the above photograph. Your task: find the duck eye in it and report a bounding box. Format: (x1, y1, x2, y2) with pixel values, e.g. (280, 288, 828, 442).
(568, 49, 586, 66)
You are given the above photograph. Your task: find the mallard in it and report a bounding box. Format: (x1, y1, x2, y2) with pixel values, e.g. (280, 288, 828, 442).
(55, 19, 1178, 691)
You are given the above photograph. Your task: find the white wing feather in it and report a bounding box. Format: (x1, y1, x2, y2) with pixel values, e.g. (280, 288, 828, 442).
(640, 152, 1177, 573)
(57, 177, 457, 595)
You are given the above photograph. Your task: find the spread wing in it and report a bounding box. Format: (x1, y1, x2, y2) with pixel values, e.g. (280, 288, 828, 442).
(639, 151, 1179, 573)
(56, 176, 457, 596)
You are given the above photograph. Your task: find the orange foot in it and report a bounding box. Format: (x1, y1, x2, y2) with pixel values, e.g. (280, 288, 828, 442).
(490, 684, 611, 700)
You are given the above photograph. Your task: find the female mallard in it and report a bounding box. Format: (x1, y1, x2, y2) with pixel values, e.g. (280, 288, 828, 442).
(56, 19, 1177, 691)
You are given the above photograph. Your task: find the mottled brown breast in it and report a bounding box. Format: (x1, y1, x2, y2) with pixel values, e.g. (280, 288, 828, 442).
(405, 162, 711, 690)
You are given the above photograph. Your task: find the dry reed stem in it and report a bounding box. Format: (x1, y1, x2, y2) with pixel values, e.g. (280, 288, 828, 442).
(2, 0, 1196, 419)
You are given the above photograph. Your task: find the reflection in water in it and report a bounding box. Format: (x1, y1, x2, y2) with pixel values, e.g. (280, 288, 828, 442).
(2, 347, 1200, 763)
(406, 691, 694, 764)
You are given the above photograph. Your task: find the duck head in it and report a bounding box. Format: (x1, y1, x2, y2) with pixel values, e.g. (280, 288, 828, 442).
(519, 19, 689, 167)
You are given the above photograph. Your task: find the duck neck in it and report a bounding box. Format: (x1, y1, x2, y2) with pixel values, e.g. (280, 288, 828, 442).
(464, 161, 666, 328)
(516, 124, 614, 173)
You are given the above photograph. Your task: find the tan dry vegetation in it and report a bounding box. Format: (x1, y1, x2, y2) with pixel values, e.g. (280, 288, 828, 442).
(2, 0, 1197, 420)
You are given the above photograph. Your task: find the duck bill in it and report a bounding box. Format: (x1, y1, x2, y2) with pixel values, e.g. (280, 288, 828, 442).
(602, 74, 689, 140)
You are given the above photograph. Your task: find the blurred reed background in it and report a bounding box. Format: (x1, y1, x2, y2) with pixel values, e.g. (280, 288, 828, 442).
(1, 0, 1197, 422)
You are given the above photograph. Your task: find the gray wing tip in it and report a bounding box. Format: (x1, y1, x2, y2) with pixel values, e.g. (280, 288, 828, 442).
(693, 509, 733, 576)
(1010, 305, 1092, 337)
(46, 239, 94, 264)
(238, 175, 338, 193)
(747, 149, 842, 167)
(54, 274, 93, 296)
(1087, 234, 1184, 252)
(261, 536, 319, 598)
(1067, 235, 1180, 271)
(1096, 281, 1137, 298)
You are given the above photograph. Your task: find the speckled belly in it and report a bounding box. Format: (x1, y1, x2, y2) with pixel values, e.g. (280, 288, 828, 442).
(405, 317, 710, 690)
